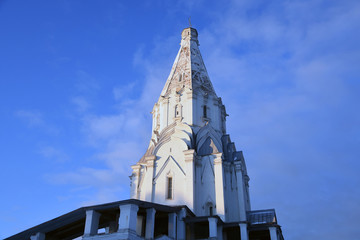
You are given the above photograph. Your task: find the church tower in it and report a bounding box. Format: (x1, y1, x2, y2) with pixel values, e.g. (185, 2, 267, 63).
(5, 26, 284, 240)
(130, 27, 251, 223)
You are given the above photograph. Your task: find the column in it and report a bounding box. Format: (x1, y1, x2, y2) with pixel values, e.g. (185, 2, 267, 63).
(176, 208, 186, 240)
(168, 212, 177, 238)
(214, 153, 225, 221)
(144, 155, 156, 202)
(208, 217, 218, 239)
(130, 165, 141, 199)
(84, 210, 100, 236)
(145, 208, 156, 239)
(30, 232, 45, 240)
(235, 161, 247, 221)
(118, 204, 139, 234)
(239, 223, 248, 240)
(269, 226, 278, 240)
(184, 149, 196, 211)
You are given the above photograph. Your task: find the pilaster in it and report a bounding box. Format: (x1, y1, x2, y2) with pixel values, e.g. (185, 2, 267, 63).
(195, 157, 202, 215)
(213, 153, 225, 221)
(130, 164, 141, 199)
(144, 155, 156, 202)
(235, 161, 247, 221)
(184, 149, 196, 211)
(159, 96, 169, 131)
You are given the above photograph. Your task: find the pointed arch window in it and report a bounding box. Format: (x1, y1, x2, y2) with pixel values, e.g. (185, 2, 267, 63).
(206, 202, 214, 216)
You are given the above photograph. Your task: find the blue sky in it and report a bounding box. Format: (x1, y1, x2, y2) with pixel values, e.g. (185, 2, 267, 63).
(1, 0, 359, 239)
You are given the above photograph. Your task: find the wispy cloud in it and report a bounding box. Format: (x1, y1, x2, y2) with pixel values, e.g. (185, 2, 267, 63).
(38, 1, 360, 238)
(38, 146, 69, 163)
(75, 70, 100, 94)
(16, 110, 44, 127)
(194, 1, 360, 239)
(15, 110, 59, 135)
(71, 96, 91, 113)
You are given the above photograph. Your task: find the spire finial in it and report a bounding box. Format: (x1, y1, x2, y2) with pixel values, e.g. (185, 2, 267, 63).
(188, 17, 192, 27)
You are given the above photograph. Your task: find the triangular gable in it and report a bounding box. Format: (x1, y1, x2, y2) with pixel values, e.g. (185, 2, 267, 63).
(153, 156, 186, 183)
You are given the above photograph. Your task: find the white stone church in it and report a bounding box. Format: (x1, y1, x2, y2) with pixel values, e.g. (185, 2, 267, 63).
(6, 27, 284, 240)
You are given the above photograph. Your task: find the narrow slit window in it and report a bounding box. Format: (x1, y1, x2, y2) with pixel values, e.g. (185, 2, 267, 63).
(175, 105, 179, 117)
(175, 105, 181, 117)
(203, 105, 207, 118)
(167, 177, 173, 199)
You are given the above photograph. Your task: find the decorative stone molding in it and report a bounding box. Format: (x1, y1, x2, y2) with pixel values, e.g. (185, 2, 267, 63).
(234, 161, 243, 172)
(213, 153, 223, 165)
(183, 149, 196, 162)
(187, 91, 196, 100)
(131, 164, 141, 172)
(145, 155, 156, 167)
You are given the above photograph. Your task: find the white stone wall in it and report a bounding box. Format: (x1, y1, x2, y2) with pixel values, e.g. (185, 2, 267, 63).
(195, 155, 216, 216)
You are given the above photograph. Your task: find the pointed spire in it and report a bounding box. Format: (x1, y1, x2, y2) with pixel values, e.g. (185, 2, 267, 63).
(160, 27, 216, 97)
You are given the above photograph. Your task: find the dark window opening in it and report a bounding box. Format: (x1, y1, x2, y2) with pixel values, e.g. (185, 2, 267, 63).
(175, 105, 180, 117)
(209, 206, 213, 216)
(167, 177, 173, 199)
(154, 212, 169, 237)
(203, 106, 207, 118)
